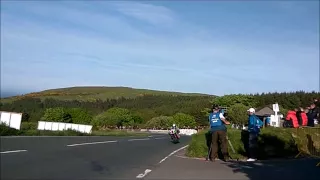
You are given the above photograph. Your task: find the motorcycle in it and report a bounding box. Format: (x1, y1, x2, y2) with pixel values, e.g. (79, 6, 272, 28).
(168, 129, 180, 143)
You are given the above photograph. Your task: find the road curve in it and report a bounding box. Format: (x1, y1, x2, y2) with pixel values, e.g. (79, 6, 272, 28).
(0, 135, 191, 180)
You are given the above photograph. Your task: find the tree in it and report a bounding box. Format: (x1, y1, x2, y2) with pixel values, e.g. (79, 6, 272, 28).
(227, 103, 249, 125)
(131, 115, 144, 128)
(91, 107, 133, 129)
(171, 113, 197, 128)
(66, 108, 93, 125)
(211, 94, 257, 107)
(21, 113, 30, 122)
(42, 107, 72, 123)
(145, 116, 173, 129)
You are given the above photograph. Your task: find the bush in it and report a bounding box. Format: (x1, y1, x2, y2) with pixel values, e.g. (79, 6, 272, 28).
(42, 107, 72, 123)
(227, 104, 249, 125)
(0, 123, 22, 136)
(66, 108, 93, 124)
(21, 122, 38, 130)
(145, 116, 173, 129)
(172, 113, 197, 128)
(91, 107, 134, 128)
(186, 127, 306, 160)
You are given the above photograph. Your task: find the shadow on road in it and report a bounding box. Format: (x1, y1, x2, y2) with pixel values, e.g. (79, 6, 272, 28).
(90, 161, 107, 174)
(223, 158, 320, 180)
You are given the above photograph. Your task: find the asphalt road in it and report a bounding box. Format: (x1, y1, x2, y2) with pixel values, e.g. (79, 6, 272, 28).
(0, 134, 191, 180)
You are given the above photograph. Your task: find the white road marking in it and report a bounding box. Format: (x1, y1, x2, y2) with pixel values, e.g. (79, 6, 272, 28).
(0, 150, 28, 154)
(66, 140, 117, 147)
(128, 138, 150, 141)
(136, 169, 152, 178)
(158, 145, 189, 164)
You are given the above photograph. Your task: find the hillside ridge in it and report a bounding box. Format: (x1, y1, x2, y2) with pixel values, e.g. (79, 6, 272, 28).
(1, 86, 214, 102)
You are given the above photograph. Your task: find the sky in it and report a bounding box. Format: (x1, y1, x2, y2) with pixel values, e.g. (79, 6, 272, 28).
(1, 0, 319, 96)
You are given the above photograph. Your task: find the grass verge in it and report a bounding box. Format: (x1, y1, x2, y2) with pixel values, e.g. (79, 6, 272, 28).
(186, 126, 320, 160)
(0, 124, 149, 137)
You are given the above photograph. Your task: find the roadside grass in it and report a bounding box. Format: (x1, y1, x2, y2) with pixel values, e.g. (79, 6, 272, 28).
(186, 126, 320, 160)
(0, 124, 149, 137)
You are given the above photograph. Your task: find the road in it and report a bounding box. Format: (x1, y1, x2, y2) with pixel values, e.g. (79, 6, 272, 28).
(145, 148, 320, 180)
(1, 134, 191, 180)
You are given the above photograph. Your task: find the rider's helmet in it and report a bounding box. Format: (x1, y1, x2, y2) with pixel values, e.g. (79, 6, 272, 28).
(172, 124, 176, 128)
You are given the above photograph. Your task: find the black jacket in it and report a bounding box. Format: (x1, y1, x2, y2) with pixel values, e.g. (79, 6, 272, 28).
(307, 108, 319, 127)
(296, 110, 303, 126)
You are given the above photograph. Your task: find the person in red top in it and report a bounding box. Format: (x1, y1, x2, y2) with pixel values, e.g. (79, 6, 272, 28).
(300, 108, 308, 126)
(285, 110, 299, 128)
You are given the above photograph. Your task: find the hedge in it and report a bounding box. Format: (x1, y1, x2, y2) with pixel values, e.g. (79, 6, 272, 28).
(186, 126, 320, 160)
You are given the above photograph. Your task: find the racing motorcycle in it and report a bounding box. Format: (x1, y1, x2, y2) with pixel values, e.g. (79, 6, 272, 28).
(168, 129, 180, 143)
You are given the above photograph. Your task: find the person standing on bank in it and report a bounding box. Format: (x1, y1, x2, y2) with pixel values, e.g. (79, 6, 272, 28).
(307, 102, 319, 127)
(247, 108, 263, 162)
(208, 105, 230, 162)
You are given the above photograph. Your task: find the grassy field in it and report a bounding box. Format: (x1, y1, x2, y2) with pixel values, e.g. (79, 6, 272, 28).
(186, 126, 320, 160)
(1, 86, 212, 103)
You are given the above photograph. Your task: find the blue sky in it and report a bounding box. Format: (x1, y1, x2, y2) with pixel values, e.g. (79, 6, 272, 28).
(1, 0, 319, 96)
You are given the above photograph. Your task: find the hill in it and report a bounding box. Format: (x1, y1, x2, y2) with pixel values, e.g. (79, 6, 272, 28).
(0, 86, 214, 125)
(1, 86, 213, 103)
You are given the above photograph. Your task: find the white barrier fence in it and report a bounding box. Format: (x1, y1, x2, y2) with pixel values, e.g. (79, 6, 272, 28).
(147, 129, 198, 136)
(0, 111, 22, 130)
(37, 121, 93, 134)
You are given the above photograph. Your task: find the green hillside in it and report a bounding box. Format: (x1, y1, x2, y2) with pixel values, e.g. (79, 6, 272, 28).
(1, 86, 213, 102)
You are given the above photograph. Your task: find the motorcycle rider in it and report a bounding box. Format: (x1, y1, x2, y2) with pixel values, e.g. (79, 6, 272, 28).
(170, 124, 180, 138)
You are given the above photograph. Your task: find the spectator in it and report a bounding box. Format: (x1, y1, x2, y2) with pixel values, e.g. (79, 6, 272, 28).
(305, 107, 310, 113)
(265, 116, 271, 126)
(314, 98, 319, 107)
(208, 104, 230, 162)
(247, 108, 263, 162)
(300, 108, 308, 126)
(296, 107, 303, 126)
(285, 110, 299, 128)
(307, 103, 319, 127)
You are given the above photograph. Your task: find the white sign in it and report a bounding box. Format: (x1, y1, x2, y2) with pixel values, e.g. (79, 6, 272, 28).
(270, 115, 280, 127)
(9, 113, 22, 130)
(0, 111, 22, 130)
(272, 103, 279, 112)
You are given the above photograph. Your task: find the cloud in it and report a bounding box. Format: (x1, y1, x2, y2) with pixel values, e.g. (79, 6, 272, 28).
(0, 1, 319, 95)
(110, 1, 176, 26)
(272, 0, 319, 13)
